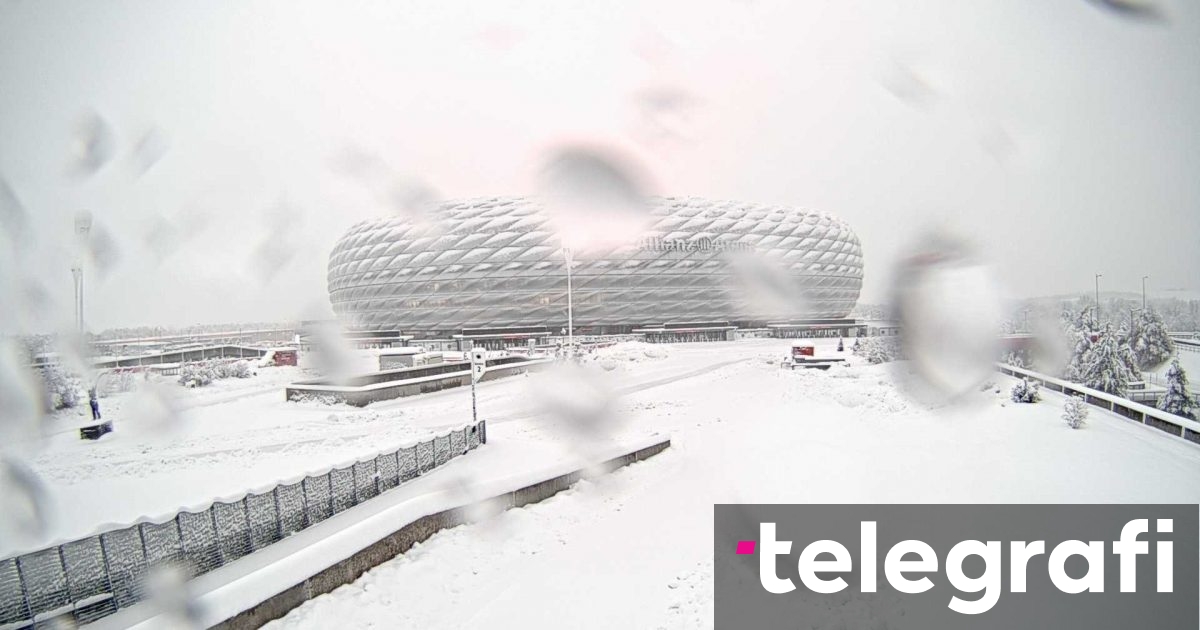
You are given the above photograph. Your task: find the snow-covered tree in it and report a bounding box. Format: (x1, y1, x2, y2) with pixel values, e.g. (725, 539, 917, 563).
(1060, 306, 1098, 382)
(1116, 321, 1143, 382)
(1129, 309, 1175, 370)
(39, 363, 82, 410)
(178, 363, 215, 388)
(1063, 396, 1088, 429)
(853, 337, 901, 365)
(1078, 323, 1131, 396)
(1010, 378, 1040, 403)
(1001, 350, 1028, 369)
(1157, 358, 1196, 420)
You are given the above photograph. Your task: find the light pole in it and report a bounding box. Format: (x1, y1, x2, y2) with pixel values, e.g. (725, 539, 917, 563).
(1142, 275, 1149, 311)
(564, 246, 575, 360)
(1021, 308, 1030, 334)
(73, 211, 93, 331)
(1094, 273, 1102, 327)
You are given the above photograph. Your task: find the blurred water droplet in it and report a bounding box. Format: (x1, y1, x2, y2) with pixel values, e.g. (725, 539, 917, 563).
(302, 322, 357, 382)
(69, 112, 115, 176)
(878, 61, 936, 108)
(250, 201, 303, 283)
(724, 251, 812, 320)
(85, 221, 121, 278)
(1088, 0, 1165, 20)
(125, 382, 184, 435)
(37, 615, 78, 630)
(0, 456, 53, 548)
(633, 85, 698, 149)
(143, 560, 205, 628)
(0, 341, 44, 453)
(132, 128, 170, 175)
(475, 23, 524, 52)
(538, 145, 652, 250)
(143, 213, 182, 262)
(531, 363, 623, 459)
(330, 146, 384, 179)
(383, 177, 441, 224)
(330, 147, 442, 224)
(891, 232, 1002, 403)
(251, 237, 295, 282)
(0, 177, 29, 248)
(55, 331, 98, 388)
(979, 125, 1017, 164)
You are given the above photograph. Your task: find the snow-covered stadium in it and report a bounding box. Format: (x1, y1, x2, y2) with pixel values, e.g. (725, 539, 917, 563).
(327, 197, 864, 336)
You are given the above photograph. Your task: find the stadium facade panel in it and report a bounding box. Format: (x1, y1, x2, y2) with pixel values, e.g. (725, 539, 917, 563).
(328, 197, 863, 335)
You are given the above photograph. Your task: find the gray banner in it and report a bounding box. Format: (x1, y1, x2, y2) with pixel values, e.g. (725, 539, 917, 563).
(715, 504, 1198, 629)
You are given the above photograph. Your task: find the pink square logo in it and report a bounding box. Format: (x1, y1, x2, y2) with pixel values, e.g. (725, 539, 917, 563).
(736, 540, 756, 555)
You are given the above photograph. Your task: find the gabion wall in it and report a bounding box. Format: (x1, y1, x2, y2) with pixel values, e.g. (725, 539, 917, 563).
(0, 421, 485, 627)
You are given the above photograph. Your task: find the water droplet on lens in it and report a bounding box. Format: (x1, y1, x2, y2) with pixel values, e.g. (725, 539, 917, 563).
(132, 128, 170, 175)
(0, 341, 44, 452)
(144, 560, 205, 628)
(537, 145, 652, 250)
(0, 457, 53, 548)
(891, 232, 1002, 403)
(69, 112, 115, 176)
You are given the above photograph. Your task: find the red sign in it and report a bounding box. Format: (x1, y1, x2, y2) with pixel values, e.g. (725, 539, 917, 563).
(792, 346, 815, 357)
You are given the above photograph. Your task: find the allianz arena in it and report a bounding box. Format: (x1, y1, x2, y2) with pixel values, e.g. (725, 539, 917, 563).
(327, 197, 863, 336)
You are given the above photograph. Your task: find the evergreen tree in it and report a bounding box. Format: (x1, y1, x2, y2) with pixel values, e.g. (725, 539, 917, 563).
(1157, 358, 1196, 420)
(1060, 305, 1103, 382)
(1116, 321, 1142, 382)
(1130, 309, 1175, 370)
(1079, 323, 1131, 396)
(1063, 395, 1088, 429)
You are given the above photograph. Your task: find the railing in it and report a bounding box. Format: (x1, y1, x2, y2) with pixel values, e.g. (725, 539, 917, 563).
(997, 364, 1200, 446)
(0, 421, 486, 630)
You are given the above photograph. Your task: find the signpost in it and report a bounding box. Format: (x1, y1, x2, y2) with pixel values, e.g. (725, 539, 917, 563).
(469, 345, 486, 425)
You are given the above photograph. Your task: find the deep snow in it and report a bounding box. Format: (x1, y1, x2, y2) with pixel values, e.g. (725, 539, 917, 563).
(261, 340, 1200, 630)
(14, 341, 749, 554)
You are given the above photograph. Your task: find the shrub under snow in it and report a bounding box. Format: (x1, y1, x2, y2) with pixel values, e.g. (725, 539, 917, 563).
(853, 336, 902, 365)
(1010, 378, 1040, 403)
(177, 360, 253, 388)
(1157, 358, 1196, 420)
(39, 363, 82, 410)
(1063, 396, 1088, 429)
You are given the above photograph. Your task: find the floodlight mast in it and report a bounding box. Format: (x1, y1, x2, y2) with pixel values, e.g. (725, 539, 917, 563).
(73, 211, 93, 331)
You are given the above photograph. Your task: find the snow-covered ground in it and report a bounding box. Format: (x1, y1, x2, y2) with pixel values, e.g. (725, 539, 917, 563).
(14, 341, 756, 553)
(262, 340, 1200, 630)
(18, 338, 1200, 627)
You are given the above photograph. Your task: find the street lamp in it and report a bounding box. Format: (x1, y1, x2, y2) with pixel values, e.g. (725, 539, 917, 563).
(73, 210, 93, 332)
(1142, 275, 1149, 311)
(563, 246, 575, 360)
(1094, 273, 1103, 326)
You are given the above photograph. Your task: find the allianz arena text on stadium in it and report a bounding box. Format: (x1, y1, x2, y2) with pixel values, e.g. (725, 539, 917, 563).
(327, 197, 864, 341)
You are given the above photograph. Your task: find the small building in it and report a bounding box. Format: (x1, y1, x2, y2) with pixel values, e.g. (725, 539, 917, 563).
(379, 347, 444, 370)
(631, 322, 737, 343)
(271, 348, 298, 366)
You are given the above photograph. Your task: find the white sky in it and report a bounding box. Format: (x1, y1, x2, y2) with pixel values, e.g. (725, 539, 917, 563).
(1, 0, 1197, 332)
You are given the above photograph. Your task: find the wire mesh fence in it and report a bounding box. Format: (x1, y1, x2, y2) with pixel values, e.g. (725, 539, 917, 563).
(0, 421, 485, 629)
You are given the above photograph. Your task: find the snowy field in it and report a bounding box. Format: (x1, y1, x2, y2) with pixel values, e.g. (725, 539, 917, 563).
(16, 338, 1200, 628)
(14, 341, 756, 553)
(256, 340, 1200, 630)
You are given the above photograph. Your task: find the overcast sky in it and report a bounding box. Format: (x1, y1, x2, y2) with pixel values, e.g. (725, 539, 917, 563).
(1, 0, 1197, 333)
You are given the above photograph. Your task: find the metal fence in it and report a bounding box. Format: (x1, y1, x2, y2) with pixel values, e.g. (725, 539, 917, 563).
(997, 363, 1200, 445)
(0, 421, 486, 629)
